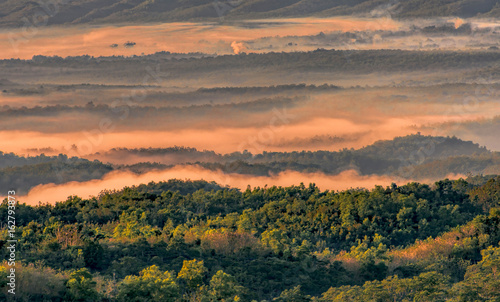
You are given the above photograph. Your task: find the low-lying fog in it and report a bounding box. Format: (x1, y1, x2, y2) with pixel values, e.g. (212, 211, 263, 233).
(1, 16, 499, 203)
(1, 17, 500, 59)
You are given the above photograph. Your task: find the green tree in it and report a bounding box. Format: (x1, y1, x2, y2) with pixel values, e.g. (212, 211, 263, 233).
(117, 265, 179, 302)
(273, 285, 311, 302)
(206, 270, 245, 301)
(261, 229, 289, 254)
(177, 259, 208, 290)
(452, 246, 500, 301)
(66, 268, 100, 302)
(411, 271, 450, 302)
(113, 210, 159, 239)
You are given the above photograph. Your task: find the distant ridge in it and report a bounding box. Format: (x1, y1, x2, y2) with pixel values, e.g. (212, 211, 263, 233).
(358, 134, 490, 160)
(3, 134, 497, 195)
(0, 0, 499, 27)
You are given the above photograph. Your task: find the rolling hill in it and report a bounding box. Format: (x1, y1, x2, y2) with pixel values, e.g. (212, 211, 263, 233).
(0, 0, 499, 27)
(2, 134, 498, 195)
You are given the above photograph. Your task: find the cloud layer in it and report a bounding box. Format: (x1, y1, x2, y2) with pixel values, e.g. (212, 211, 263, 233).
(18, 166, 408, 205)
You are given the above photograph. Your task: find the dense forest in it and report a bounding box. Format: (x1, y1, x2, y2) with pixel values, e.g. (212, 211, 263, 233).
(1, 176, 500, 301)
(4, 50, 500, 76)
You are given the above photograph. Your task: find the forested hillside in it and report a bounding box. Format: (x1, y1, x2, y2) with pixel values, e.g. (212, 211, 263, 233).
(6, 50, 500, 76)
(0, 0, 499, 27)
(0, 152, 112, 195)
(1, 176, 500, 300)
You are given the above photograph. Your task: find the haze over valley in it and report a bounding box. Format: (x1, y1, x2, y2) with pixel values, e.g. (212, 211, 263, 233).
(1, 1, 500, 301)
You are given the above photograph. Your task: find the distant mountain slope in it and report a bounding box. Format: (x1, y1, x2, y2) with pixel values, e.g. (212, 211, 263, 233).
(0, 151, 92, 169)
(0, 155, 113, 195)
(94, 134, 490, 165)
(3, 134, 497, 195)
(99, 134, 496, 178)
(0, 0, 499, 27)
(358, 134, 489, 160)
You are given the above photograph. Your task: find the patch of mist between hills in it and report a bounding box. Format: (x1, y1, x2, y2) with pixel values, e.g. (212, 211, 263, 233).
(239, 18, 500, 53)
(0, 87, 222, 108)
(82, 133, 365, 166)
(15, 166, 461, 205)
(0, 118, 415, 158)
(0, 98, 307, 135)
(2, 85, 500, 155)
(0, 85, 167, 106)
(0, 17, 403, 60)
(228, 18, 500, 53)
(3, 72, 499, 112)
(0, 93, 300, 113)
(3, 80, 498, 116)
(1, 91, 309, 111)
(1, 82, 498, 137)
(0, 95, 53, 108)
(2, 17, 500, 60)
(0, 114, 483, 158)
(0, 56, 494, 91)
(0, 79, 486, 110)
